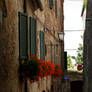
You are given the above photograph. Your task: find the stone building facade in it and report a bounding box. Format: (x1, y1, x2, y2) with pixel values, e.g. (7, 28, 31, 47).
(62, 71, 83, 92)
(0, 0, 64, 92)
(81, 2, 87, 92)
(82, 0, 92, 92)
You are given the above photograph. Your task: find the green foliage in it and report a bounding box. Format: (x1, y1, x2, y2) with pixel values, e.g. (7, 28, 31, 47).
(67, 55, 73, 68)
(71, 36, 83, 65)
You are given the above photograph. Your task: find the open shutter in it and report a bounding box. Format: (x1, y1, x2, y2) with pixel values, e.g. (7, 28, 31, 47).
(19, 12, 28, 59)
(55, 0, 57, 18)
(40, 31, 45, 60)
(64, 51, 67, 71)
(50, 42, 53, 62)
(49, 0, 53, 9)
(59, 8, 62, 24)
(55, 44, 58, 64)
(30, 17, 37, 56)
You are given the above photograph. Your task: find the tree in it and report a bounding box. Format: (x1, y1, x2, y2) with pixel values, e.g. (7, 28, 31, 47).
(71, 36, 83, 65)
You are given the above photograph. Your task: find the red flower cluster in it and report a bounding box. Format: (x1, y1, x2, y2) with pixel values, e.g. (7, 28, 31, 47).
(19, 55, 63, 83)
(77, 64, 83, 71)
(53, 64, 63, 78)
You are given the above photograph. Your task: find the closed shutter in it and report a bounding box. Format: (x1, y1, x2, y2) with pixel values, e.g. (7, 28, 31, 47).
(55, 44, 58, 64)
(50, 42, 53, 62)
(59, 8, 62, 24)
(40, 31, 45, 60)
(30, 17, 37, 56)
(18, 12, 28, 59)
(49, 0, 53, 9)
(55, 0, 57, 18)
(64, 51, 67, 70)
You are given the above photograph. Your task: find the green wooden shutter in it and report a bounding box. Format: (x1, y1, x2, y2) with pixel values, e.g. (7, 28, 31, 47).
(55, 44, 58, 64)
(59, 8, 62, 24)
(18, 12, 28, 59)
(64, 51, 67, 70)
(30, 17, 37, 56)
(55, 0, 57, 18)
(40, 31, 45, 60)
(49, 0, 53, 9)
(50, 42, 53, 62)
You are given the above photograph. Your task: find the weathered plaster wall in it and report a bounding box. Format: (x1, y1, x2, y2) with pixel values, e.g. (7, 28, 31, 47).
(0, 0, 64, 92)
(0, 0, 25, 92)
(26, 0, 64, 92)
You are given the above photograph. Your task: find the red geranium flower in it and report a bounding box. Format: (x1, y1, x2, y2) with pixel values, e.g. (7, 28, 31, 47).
(19, 55, 63, 83)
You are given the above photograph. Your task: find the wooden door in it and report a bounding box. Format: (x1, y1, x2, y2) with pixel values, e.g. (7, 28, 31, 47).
(71, 81, 83, 92)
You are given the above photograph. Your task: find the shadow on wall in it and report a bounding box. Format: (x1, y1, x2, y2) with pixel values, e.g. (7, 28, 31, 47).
(42, 90, 45, 92)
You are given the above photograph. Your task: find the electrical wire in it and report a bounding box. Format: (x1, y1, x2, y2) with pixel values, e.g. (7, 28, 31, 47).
(64, 30, 84, 32)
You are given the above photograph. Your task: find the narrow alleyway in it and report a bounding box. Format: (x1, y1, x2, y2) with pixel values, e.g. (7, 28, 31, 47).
(63, 0, 84, 91)
(0, 0, 89, 92)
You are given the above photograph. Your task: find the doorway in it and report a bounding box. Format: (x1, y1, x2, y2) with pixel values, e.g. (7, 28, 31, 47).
(71, 80, 83, 92)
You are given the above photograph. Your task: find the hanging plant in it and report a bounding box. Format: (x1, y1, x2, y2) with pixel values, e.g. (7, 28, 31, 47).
(53, 64, 62, 78)
(19, 55, 63, 83)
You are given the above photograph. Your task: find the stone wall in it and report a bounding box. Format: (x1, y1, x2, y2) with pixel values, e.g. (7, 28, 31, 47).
(26, 0, 64, 92)
(62, 72, 83, 92)
(0, 0, 64, 92)
(84, 0, 92, 91)
(83, 31, 88, 92)
(0, 0, 24, 92)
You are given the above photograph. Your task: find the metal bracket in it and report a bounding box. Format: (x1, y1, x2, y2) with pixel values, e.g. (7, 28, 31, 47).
(2, 0, 7, 17)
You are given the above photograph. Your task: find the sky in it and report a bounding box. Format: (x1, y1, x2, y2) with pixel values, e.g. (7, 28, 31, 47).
(64, 0, 84, 63)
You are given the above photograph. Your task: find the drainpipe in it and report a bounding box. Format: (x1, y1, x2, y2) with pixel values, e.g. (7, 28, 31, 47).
(64, 76, 69, 92)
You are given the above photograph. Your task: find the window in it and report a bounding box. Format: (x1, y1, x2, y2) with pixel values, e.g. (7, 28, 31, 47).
(55, 0, 57, 18)
(19, 12, 37, 59)
(49, 0, 53, 9)
(59, 8, 62, 24)
(40, 31, 45, 60)
(18, 12, 28, 59)
(55, 44, 58, 64)
(50, 41, 53, 62)
(29, 17, 37, 56)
